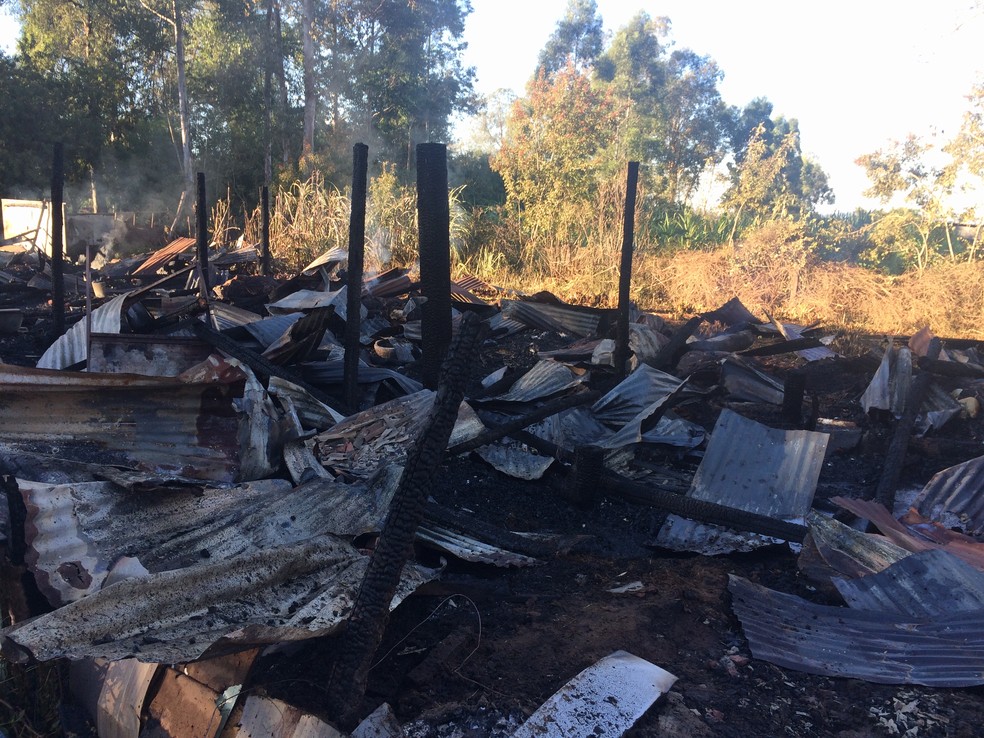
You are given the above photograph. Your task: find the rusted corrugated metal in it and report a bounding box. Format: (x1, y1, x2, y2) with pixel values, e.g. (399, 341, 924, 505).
(834, 549, 984, 617)
(364, 268, 413, 298)
(132, 237, 196, 276)
(833, 496, 984, 571)
(730, 574, 984, 687)
(655, 410, 828, 553)
(0, 364, 248, 483)
(2, 536, 436, 663)
(915, 455, 984, 536)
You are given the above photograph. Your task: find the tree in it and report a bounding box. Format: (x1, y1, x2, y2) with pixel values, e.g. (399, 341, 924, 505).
(595, 12, 729, 205)
(491, 64, 620, 246)
(857, 134, 958, 269)
(720, 123, 797, 244)
(944, 83, 984, 258)
(536, 0, 603, 76)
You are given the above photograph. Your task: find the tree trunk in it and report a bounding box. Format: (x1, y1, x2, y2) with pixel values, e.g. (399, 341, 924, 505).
(169, 0, 194, 235)
(301, 0, 316, 175)
(263, 0, 274, 185)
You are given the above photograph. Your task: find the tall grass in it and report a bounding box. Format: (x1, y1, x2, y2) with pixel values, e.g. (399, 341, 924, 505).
(220, 173, 984, 339)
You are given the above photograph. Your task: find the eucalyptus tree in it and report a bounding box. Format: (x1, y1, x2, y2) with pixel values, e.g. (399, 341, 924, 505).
(536, 0, 603, 76)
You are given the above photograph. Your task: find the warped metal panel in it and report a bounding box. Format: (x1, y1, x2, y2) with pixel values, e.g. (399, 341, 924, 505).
(301, 359, 423, 396)
(0, 364, 245, 482)
(834, 549, 984, 617)
(243, 313, 304, 348)
(720, 356, 785, 404)
(133, 237, 196, 275)
(513, 651, 677, 738)
(17, 478, 293, 604)
(501, 299, 610, 338)
(915, 455, 984, 536)
(655, 409, 828, 553)
(592, 364, 685, 426)
(416, 524, 539, 567)
(489, 360, 582, 403)
(730, 574, 984, 687)
(806, 511, 910, 579)
(3, 537, 435, 664)
(37, 293, 127, 369)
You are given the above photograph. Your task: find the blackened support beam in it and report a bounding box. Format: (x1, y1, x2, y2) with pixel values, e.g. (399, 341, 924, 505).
(344, 143, 369, 412)
(196, 172, 209, 291)
(260, 185, 271, 276)
(416, 143, 453, 390)
(613, 161, 640, 380)
(51, 143, 65, 335)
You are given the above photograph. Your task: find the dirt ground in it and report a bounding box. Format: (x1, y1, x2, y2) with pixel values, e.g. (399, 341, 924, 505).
(3, 285, 984, 738)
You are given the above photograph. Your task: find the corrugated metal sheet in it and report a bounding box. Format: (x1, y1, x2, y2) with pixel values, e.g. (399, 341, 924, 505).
(592, 364, 685, 426)
(364, 268, 413, 298)
(2, 536, 436, 663)
(832, 496, 984, 571)
(209, 303, 264, 331)
(88, 334, 213, 376)
(512, 651, 677, 738)
(719, 356, 785, 404)
(267, 376, 345, 430)
(655, 409, 828, 553)
(807, 511, 910, 579)
(267, 287, 359, 320)
(17, 478, 293, 604)
(416, 524, 539, 567)
(500, 299, 610, 338)
(489, 360, 583, 403)
(527, 407, 612, 450)
(37, 292, 127, 369)
(132, 237, 196, 276)
(475, 443, 554, 480)
(212, 247, 258, 267)
(243, 313, 304, 348)
(301, 247, 348, 275)
(915, 455, 984, 536)
(861, 343, 911, 417)
(834, 549, 984, 617)
(629, 323, 670, 364)
(600, 409, 705, 450)
(0, 364, 250, 483)
(301, 359, 423, 396)
(730, 574, 984, 687)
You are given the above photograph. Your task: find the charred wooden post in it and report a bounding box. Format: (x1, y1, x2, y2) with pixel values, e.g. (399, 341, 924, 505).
(417, 143, 453, 390)
(196, 172, 209, 291)
(874, 338, 942, 510)
(51, 143, 65, 335)
(651, 315, 703, 370)
(260, 185, 271, 276)
(613, 161, 640, 381)
(344, 143, 369, 413)
(781, 370, 807, 426)
(324, 311, 486, 730)
(569, 445, 604, 508)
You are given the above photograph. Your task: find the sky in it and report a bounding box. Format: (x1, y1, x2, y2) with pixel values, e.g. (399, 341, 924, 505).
(460, 0, 984, 212)
(2, 1, 982, 212)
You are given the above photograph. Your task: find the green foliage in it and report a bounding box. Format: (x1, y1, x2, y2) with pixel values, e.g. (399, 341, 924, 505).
(537, 0, 604, 76)
(647, 206, 730, 251)
(491, 64, 620, 246)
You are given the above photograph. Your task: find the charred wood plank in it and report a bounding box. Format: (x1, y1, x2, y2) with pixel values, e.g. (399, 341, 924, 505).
(324, 311, 486, 729)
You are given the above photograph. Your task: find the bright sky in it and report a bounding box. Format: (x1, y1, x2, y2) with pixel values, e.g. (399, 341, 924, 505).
(461, 0, 984, 212)
(2, 2, 982, 212)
